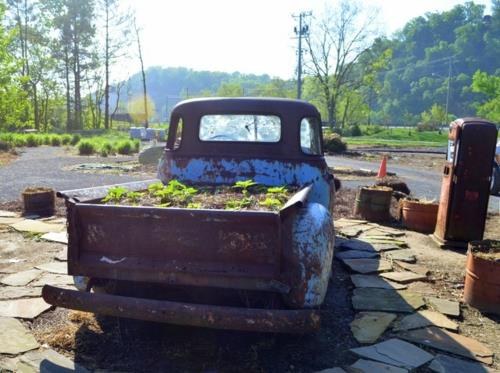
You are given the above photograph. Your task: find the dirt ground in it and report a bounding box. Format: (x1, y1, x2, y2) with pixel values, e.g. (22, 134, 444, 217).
(345, 151, 446, 172)
(0, 186, 498, 372)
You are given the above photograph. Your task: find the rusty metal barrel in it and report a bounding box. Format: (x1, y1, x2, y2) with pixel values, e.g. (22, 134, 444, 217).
(354, 186, 393, 222)
(464, 240, 500, 315)
(22, 187, 55, 217)
(401, 199, 439, 233)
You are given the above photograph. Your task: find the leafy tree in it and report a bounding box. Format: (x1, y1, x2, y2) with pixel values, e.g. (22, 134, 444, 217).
(471, 70, 500, 122)
(304, 0, 379, 128)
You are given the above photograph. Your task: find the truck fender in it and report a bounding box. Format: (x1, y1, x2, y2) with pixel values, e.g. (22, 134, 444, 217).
(282, 202, 334, 308)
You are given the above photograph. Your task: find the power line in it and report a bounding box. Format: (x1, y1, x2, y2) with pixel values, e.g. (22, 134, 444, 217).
(292, 11, 311, 99)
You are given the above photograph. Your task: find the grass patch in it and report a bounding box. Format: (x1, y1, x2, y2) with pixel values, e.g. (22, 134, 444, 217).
(342, 127, 448, 148)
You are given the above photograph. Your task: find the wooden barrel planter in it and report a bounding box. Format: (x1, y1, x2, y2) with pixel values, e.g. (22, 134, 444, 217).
(354, 186, 393, 222)
(22, 187, 55, 217)
(464, 240, 500, 315)
(401, 199, 439, 233)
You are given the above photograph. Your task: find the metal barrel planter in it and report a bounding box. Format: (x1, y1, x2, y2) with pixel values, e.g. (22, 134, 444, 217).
(464, 240, 500, 315)
(401, 199, 439, 233)
(22, 187, 55, 217)
(354, 186, 393, 222)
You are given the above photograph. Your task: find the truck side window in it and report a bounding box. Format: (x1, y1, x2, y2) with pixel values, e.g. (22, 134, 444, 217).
(174, 118, 183, 150)
(300, 117, 322, 155)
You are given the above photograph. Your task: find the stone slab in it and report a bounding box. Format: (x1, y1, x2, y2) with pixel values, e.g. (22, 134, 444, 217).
(31, 273, 74, 287)
(18, 348, 89, 372)
(10, 219, 65, 234)
(386, 250, 416, 263)
(0, 297, 52, 319)
(55, 247, 67, 261)
(426, 297, 460, 317)
(341, 258, 392, 274)
(338, 239, 377, 252)
(393, 310, 458, 331)
(314, 368, 347, 373)
(407, 281, 435, 295)
(0, 210, 19, 218)
(40, 231, 68, 244)
(394, 261, 430, 275)
(0, 216, 24, 225)
(0, 286, 41, 299)
(350, 275, 407, 290)
(350, 359, 408, 373)
(0, 317, 39, 354)
(350, 312, 397, 344)
(399, 327, 493, 364)
(336, 250, 379, 260)
(138, 145, 164, 164)
(350, 338, 433, 369)
(429, 354, 494, 373)
(352, 288, 425, 313)
(338, 225, 376, 238)
(35, 261, 67, 274)
(380, 271, 428, 284)
(0, 269, 42, 286)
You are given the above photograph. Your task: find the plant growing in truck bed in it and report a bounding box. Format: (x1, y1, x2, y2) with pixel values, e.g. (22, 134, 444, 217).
(101, 180, 296, 211)
(102, 186, 128, 203)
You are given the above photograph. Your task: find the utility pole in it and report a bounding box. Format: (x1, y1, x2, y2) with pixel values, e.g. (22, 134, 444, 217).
(444, 57, 452, 128)
(293, 11, 311, 99)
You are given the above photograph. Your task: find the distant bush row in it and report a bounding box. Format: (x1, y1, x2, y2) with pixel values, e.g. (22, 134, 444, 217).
(77, 139, 140, 156)
(0, 132, 140, 157)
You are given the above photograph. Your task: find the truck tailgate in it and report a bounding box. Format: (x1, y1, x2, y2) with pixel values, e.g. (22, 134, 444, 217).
(68, 203, 284, 291)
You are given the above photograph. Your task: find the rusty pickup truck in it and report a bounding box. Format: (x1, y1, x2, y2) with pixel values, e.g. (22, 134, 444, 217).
(43, 98, 336, 333)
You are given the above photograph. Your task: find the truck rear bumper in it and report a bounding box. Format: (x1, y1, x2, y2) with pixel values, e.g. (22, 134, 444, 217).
(42, 285, 320, 334)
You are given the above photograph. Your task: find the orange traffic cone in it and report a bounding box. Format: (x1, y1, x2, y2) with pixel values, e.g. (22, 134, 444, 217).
(377, 156, 387, 178)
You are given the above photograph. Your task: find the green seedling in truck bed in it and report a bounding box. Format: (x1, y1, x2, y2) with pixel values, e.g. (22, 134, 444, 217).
(102, 186, 129, 203)
(266, 186, 289, 203)
(126, 191, 145, 204)
(232, 179, 257, 196)
(259, 197, 283, 210)
(147, 182, 165, 195)
(153, 180, 198, 206)
(225, 197, 253, 210)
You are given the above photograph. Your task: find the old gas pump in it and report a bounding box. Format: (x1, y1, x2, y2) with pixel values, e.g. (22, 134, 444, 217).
(432, 118, 498, 248)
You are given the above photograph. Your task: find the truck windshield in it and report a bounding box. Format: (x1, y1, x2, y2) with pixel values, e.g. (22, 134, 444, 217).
(199, 114, 281, 142)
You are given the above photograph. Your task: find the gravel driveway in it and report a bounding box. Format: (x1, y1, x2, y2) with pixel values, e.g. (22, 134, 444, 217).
(0, 147, 149, 202)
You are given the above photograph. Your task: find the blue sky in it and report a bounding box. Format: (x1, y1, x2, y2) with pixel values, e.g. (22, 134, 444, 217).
(119, 0, 492, 80)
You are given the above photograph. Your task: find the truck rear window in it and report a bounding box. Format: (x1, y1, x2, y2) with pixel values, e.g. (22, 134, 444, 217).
(199, 115, 281, 142)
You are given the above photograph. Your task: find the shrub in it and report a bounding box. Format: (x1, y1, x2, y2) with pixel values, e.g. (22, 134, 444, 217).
(61, 134, 72, 145)
(42, 135, 51, 145)
(78, 140, 96, 155)
(50, 135, 61, 146)
(116, 140, 133, 155)
(13, 136, 27, 147)
(132, 139, 140, 153)
(323, 133, 347, 153)
(0, 140, 11, 151)
(362, 125, 383, 136)
(25, 134, 39, 147)
(348, 124, 362, 137)
(416, 122, 440, 132)
(70, 134, 81, 146)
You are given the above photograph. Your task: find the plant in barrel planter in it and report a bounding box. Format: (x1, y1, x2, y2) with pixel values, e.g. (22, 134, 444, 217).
(400, 198, 439, 233)
(22, 187, 55, 217)
(354, 186, 393, 222)
(464, 240, 500, 315)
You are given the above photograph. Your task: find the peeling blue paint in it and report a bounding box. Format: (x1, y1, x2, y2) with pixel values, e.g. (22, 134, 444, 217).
(159, 157, 332, 208)
(290, 202, 333, 307)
